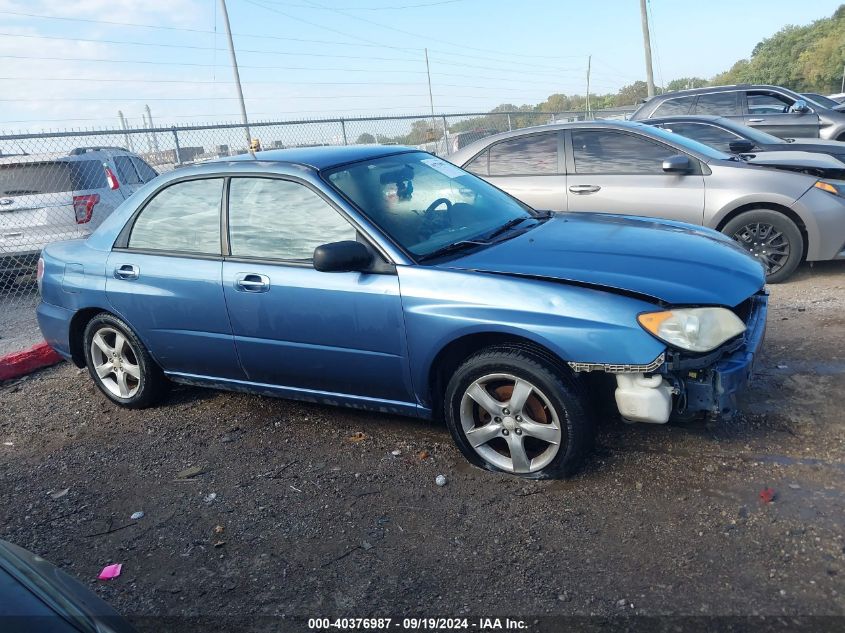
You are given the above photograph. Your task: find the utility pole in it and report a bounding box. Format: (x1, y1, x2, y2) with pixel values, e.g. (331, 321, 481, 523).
(585, 55, 592, 119)
(841, 63, 844, 93)
(145, 104, 160, 153)
(219, 0, 253, 155)
(117, 110, 133, 152)
(639, 0, 655, 98)
(424, 48, 443, 147)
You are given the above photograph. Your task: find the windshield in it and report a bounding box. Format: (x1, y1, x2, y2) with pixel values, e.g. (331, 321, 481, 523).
(640, 124, 733, 161)
(324, 152, 536, 259)
(803, 93, 841, 109)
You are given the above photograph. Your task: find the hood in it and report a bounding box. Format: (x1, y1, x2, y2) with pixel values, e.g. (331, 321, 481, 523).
(438, 213, 765, 306)
(782, 138, 845, 149)
(744, 150, 845, 171)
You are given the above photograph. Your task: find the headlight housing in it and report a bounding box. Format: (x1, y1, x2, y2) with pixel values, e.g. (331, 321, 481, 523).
(638, 307, 746, 353)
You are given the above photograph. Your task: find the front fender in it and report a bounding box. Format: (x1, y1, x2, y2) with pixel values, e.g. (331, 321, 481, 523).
(397, 267, 666, 405)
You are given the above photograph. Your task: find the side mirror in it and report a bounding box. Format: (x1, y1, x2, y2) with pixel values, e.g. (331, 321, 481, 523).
(792, 99, 810, 114)
(662, 154, 691, 174)
(728, 139, 755, 154)
(313, 240, 373, 273)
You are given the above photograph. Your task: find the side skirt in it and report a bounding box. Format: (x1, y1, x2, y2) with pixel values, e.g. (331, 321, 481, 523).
(165, 371, 429, 419)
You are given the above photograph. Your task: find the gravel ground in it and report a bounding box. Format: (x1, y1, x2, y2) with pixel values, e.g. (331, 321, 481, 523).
(1, 262, 844, 631)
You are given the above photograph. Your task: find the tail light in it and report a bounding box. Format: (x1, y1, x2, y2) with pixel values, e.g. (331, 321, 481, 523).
(73, 193, 100, 224)
(104, 165, 120, 190)
(36, 257, 44, 293)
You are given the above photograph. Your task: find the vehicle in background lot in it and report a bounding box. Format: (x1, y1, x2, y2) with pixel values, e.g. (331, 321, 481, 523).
(828, 93, 845, 104)
(447, 129, 497, 154)
(449, 120, 845, 282)
(630, 84, 845, 141)
(0, 539, 135, 633)
(643, 115, 845, 177)
(37, 146, 767, 478)
(802, 92, 845, 112)
(0, 147, 158, 288)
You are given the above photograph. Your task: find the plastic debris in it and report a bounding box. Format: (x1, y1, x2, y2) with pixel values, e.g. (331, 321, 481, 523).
(2, 442, 13, 447)
(391, 449, 401, 457)
(348, 432, 367, 443)
(176, 466, 205, 479)
(435, 474, 447, 487)
(214, 525, 225, 535)
(50, 488, 69, 500)
(759, 487, 776, 503)
(777, 364, 788, 369)
(98, 563, 122, 580)
(203, 492, 217, 504)
(130, 511, 145, 520)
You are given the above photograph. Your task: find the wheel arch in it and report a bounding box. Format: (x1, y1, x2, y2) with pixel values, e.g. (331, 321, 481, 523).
(714, 201, 809, 260)
(68, 307, 109, 367)
(426, 331, 572, 418)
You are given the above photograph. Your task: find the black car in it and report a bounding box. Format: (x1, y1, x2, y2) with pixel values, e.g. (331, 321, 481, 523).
(0, 539, 134, 633)
(644, 115, 845, 171)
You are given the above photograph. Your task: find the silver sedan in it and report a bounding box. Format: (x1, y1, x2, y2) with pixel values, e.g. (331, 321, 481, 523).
(449, 120, 845, 282)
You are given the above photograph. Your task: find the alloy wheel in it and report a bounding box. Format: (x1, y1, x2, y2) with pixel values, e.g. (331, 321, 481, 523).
(459, 373, 562, 474)
(89, 327, 141, 399)
(731, 222, 790, 275)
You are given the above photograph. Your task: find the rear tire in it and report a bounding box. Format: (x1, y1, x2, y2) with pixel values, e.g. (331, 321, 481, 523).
(444, 345, 593, 479)
(722, 209, 803, 283)
(83, 313, 168, 409)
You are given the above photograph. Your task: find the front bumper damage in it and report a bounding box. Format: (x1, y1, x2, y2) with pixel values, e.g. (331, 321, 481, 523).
(611, 291, 768, 423)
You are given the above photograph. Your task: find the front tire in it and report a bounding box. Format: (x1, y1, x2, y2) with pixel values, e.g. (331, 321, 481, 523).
(83, 313, 168, 408)
(722, 209, 803, 283)
(444, 345, 593, 479)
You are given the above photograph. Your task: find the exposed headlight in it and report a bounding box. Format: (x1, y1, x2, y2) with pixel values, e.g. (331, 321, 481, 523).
(814, 180, 844, 197)
(637, 307, 746, 353)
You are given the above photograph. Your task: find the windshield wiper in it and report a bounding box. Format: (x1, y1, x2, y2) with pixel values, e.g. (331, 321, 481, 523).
(417, 239, 490, 262)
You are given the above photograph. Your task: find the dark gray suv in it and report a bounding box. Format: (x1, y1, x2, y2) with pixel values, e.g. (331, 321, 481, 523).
(631, 84, 845, 141)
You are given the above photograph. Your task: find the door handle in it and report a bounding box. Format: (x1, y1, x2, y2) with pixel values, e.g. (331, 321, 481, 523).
(568, 184, 601, 194)
(113, 264, 139, 280)
(235, 273, 270, 293)
(747, 118, 764, 123)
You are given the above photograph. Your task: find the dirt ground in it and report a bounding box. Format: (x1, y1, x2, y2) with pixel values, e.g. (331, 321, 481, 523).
(1, 262, 844, 631)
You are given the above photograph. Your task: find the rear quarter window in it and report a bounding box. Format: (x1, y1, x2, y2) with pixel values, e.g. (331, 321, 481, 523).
(69, 160, 108, 190)
(652, 96, 695, 117)
(0, 162, 73, 195)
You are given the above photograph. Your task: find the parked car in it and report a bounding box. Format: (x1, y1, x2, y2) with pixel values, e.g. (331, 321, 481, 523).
(447, 129, 498, 154)
(630, 84, 845, 141)
(37, 146, 767, 478)
(642, 115, 845, 176)
(449, 120, 845, 282)
(802, 92, 845, 112)
(0, 539, 135, 633)
(0, 147, 158, 287)
(828, 93, 845, 104)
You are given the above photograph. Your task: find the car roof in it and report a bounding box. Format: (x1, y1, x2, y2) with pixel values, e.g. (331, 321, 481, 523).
(216, 145, 418, 170)
(646, 84, 790, 100)
(449, 119, 690, 164)
(644, 114, 725, 124)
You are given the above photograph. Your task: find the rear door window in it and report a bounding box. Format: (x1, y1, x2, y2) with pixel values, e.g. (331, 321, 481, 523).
(114, 156, 142, 185)
(488, 133, 558, 175)
(652, 96, 695, 116)
(694, 92, 740, 116)
(0, 162, 73, 195)
(131, 157, 158, 182)
(128, 178, 223, 254)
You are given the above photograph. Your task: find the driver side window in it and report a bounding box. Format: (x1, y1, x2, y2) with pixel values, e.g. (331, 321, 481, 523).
(228, 178, 356, 262)
(747, 92, 794, 115)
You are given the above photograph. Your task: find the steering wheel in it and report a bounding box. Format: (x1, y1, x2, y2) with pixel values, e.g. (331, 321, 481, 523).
(419, 198, 453, 239)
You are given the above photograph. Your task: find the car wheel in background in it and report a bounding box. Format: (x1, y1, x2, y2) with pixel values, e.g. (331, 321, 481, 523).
(83, 312, 168, 408)
(444, 345, 593, 479)
(722, 209, 803, 283)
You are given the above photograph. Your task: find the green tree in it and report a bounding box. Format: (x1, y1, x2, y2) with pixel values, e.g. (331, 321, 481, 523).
(356, 132, 376, 144)
(665, 77, 708, 92)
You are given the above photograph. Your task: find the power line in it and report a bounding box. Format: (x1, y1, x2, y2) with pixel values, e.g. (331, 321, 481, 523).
(0, 93, 555, 102)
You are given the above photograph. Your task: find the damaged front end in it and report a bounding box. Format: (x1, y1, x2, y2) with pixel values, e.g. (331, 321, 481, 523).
(571, 291, 768, 424)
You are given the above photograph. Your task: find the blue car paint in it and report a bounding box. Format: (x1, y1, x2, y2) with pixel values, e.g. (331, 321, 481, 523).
(36, 146, 767, 420)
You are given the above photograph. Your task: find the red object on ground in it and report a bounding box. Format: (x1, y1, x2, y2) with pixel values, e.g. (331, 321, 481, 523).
(759, 487, 776, 503)
(0, 342, 62, 381)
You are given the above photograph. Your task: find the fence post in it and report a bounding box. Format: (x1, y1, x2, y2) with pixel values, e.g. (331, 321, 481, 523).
(340, 119, 348, 146)
(441, 115, 449, 155)
(171, 127, 182, 165)
(507, 113, 512, 131)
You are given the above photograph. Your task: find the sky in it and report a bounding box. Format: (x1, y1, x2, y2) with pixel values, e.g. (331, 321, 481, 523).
(0, 0, 842, 132)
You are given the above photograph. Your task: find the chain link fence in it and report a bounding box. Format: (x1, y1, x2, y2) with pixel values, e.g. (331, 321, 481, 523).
(0, 107, 632, 312)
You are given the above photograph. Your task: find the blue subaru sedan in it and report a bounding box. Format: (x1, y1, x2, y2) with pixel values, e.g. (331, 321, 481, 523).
(36, 146, 767, 478)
